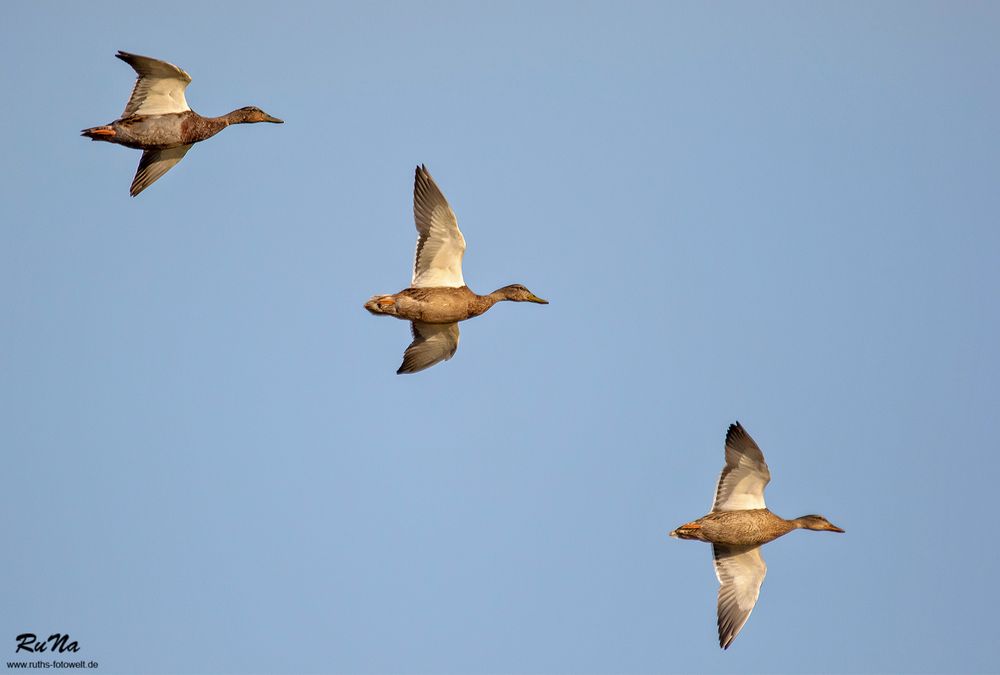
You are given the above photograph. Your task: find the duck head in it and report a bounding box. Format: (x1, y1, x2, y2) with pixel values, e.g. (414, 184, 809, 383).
(793, 515, 845, 533)
(495, 284, 548, 304)
(229, 106, 284, 124)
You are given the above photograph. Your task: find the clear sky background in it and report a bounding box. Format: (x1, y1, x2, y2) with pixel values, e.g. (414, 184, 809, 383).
(2, 2, 999, 673)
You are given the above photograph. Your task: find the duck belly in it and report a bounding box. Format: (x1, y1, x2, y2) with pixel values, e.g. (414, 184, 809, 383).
(110, 115, 189, 150)
(362, 295, 459, 323)
(699, 510, 792, 546)
(398, 295, 470, 323)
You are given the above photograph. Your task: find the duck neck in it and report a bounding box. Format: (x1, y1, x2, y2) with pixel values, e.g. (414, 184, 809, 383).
(471, 289, 508, 316)
(194, 114, 230, 139)
(218, 110, 247, 127)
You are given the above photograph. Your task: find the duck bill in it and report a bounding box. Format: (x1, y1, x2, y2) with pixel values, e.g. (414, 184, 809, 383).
(527, 294, 548, 304)
(264, 114, 284, 123)
(827, 523, 845, 533)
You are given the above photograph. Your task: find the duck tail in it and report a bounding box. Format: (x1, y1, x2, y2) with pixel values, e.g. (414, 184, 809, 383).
(81, 126, 116, 140)
(364, 295, 397, 316)
(669, 522, 705, 541)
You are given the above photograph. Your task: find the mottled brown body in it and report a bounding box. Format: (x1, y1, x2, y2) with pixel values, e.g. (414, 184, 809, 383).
(82, 109, 272, 150)
(82, 52, 283, 196)
(365, 284, 546, 324)
(672, 509, 797, 546)
(669, 422, 845, 650)
(107, 112, 224, 149)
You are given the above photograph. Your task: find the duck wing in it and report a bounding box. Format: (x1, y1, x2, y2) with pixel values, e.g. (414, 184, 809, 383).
(130, 145, 192, 197)
(712, 421, 771, 512)
(397, 322, 460, 374)
(713, 544, 766, 650)
(411, 165, 466, 288)
(116, 51, 192, 117)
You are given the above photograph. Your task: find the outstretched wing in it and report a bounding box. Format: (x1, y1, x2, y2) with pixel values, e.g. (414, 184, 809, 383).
(712, 422, 771, 512)
(130, 145, 192, 197)
(397, 322, 460, 374)
(411, 165, 466, 288)
(713, 544, 767, 650)
(116, 51, 192, 117)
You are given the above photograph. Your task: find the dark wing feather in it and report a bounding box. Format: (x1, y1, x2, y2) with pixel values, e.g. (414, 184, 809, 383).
(130, 145, 192, 197)
(397, 322, 460, 374)
(712, 422, 771, 512)
(116, 51, 192, 117)
(411, 165, 465, 288)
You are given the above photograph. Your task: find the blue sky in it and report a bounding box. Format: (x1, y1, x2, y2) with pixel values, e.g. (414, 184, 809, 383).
(2, 2, 999, 673)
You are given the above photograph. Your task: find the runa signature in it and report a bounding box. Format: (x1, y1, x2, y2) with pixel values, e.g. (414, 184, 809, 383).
(15, 633, 80, 653)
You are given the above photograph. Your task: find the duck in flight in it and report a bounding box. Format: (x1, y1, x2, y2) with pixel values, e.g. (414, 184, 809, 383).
(82, 51, 283, 196)
(670, 422, 844, 649)
(365, 165, 548, 374)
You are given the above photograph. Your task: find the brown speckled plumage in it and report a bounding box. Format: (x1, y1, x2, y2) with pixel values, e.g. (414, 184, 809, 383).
(669, 422, 844, 650)
(365, 166, 547, 374)
(364, 284, 545, 324)
(671, 509, 798, 547)
(82, 51, 282, 196)
(84, 111, 230, 150)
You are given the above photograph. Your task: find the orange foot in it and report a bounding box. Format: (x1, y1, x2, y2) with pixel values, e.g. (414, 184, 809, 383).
(89, 128, 116, 137)
(377, 296, 395, 308)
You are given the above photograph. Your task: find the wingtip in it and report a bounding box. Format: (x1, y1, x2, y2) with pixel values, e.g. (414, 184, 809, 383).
(725, 421, 745, 444)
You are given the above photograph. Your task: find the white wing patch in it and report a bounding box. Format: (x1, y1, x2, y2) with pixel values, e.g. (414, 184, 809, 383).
(712, 422, 771, 512)
(714, 544, 767, 649)
(117, 51, 192, 117)
(411, 165, 466, 288)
